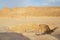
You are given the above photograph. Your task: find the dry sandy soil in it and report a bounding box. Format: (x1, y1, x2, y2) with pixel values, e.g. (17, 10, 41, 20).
(0, 32, 59, 40)
(0, 17, 60, 40)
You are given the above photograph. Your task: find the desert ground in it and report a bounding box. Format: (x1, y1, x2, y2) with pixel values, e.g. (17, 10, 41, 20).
(0, 17, 60, 40)
(0, 7, 60, 40)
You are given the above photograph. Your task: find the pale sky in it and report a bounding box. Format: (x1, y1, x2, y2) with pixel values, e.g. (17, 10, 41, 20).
(0, 0, 60, 8)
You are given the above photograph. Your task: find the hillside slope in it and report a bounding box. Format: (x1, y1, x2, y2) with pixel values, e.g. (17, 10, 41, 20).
(0, 7, 60, 18)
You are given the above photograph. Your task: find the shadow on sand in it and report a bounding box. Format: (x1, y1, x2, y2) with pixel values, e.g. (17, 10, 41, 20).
(51, 34, 60, 40)
(0, 32, 30, 40)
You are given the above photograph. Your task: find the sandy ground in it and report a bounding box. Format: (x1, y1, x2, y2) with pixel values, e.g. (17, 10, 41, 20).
(22, 33, 58, 40)
(0, 32, 59, 40)
(0, 17, 60, 40)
